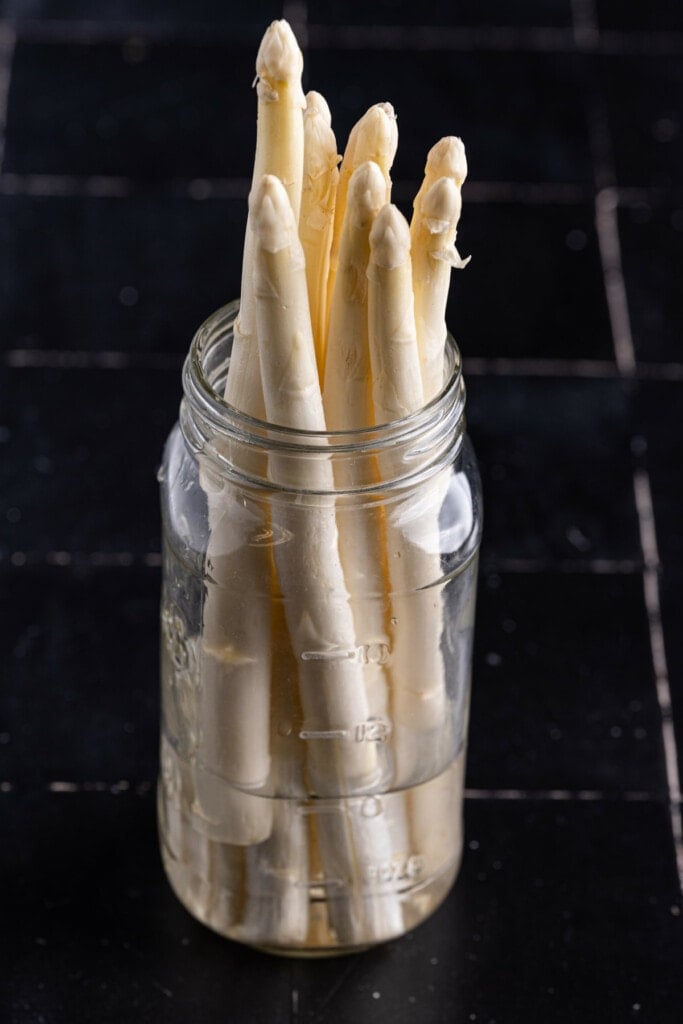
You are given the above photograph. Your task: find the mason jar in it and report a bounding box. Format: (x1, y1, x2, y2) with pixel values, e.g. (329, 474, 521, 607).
(157, 301, 482, 955)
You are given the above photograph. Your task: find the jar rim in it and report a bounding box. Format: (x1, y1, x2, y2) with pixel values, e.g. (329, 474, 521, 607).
(183, 301, 466, 455)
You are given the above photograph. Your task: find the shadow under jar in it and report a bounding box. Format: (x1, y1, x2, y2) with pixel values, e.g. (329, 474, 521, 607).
(157, 302, 482, 956)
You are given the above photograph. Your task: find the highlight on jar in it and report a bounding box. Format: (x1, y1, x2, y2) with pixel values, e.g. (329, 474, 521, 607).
(157, 18, 482, 956)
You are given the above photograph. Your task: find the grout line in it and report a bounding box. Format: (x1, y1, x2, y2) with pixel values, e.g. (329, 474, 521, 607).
(1, 550, 640, 575)
(600, 30, 683, 56)
(595, 188, 637, 376)
(570, 0, 599, 51)
(7, 349, 683, 381)
(47, 780, 152, 795)
(306, 23, 577, 52)
(484, 557, 642, 575)
(6, 18, 683, 56)
(0, 781, 665, 803)
(0, 24, 17, 173)
(3, 551, 163, 568)
(0, 172, 589, 204)
(4, 348, 183, 370)
(1, 172, 679, 210)
(633, 469, 683, 890)
(463, 357, 619, 379)
(464, 788, 658, 802)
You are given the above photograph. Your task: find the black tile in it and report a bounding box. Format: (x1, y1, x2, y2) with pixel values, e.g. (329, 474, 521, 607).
(596, 0, 683, 32)
(466, 376, 641, 562)
(4, 40, 260, 178)
(309, 1, 572, 28)
(619, 202, 683, 364)
(450, 202, 613, 361)
(0, 194, 245, 353)
(308, 49, 593, 184)
(468, 571, 664, 794)
(0, 789, 294, 1024)
(5, 0, 282, 26)
(636, 381, 683, 567)
(600, 56, 683, 188)
(2, 792, 681, 1022)
(0, 565, 159, 784)
(0, 366, 178, 556)
(661, 567, 683, 784)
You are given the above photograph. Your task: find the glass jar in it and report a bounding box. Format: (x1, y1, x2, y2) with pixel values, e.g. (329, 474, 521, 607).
(157, 301, 482, 955)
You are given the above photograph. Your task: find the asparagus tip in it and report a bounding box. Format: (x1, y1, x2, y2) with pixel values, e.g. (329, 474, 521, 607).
(256, 19, 304, 85)
(305, 90, 332, 126)
(347, 160, 386, 225)
(426, 136, 468, 189)
(421, 176, 462, 233)
(369, 203, 411, 268)
(250, 175, 297, 252)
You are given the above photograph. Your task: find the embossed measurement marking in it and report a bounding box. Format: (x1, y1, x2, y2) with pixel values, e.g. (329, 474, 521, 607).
(298, 718, 392, 743)
(354, 718, 392, 743)
(366, 854, 425, 887)
(301, 642, 391, 664)
(298, 728, 349, 741)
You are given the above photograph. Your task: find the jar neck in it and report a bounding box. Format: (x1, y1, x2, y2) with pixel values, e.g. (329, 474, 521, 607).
(180, 302, 467, 494)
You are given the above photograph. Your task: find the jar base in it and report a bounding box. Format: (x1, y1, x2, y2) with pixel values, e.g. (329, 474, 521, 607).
(158, 774, 463, 957)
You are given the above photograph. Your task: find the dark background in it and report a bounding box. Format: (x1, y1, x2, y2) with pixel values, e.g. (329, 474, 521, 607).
(1, 1, 682, 1021)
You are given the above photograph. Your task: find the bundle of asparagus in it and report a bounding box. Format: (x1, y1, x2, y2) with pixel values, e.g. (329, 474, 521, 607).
(186, 18, 470, 950)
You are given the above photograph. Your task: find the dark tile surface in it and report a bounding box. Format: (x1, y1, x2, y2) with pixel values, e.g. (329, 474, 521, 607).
(1, 4, 682, 1021)
(601, 56, 683, 188)
(4, 40, 260, 178)
(619, 203, 683, 364)
(468, 571, 664, 794)
(309, 1, 573, 28)
(596, 0, 683, 32)
(0, 194, 245, 352)
(466, 376, 640, 562)
(636, 382, 683, 567)
(450, 202, 614, 361)
(661, 567, 683, 777)
(308, 49, 593, 184)
(0, 367, 178, 557)
(0, 565, 159, 784)
(3, 0, 282, 27)
(2, 791, 681, 1023)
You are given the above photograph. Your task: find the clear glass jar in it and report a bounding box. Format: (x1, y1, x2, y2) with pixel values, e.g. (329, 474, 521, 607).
(157, 302, 482, 956)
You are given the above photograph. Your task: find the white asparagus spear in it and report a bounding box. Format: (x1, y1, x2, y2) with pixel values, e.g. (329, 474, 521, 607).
(411, 135, 467, 218)
(322, 162, 412, 941)
(327, 103, 398, 335)
(323, 160, 385, 432)
(411, 175, 470, 402)
(195, 19, 305, 847)
(227, 18, 305, 405)
(239, 801, 310, 947)
(367, 204, 448, 784)
(323, 159, 389, 728)
(194, 463, 274, 846)
(301, 90, 340, 376)
(251, 175, 404, 943)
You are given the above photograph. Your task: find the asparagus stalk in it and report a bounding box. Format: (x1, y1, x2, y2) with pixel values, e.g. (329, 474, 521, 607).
(323, 161, 385, 432)
(251, 174, 404, 943)
(327, 103, 398, 333)
(227, 18, 306, 406)
(194, 463, 274, 845)
(411, 175, 470, 402)
(194, 19, 306, 847)
(367, 204, 449, 784)
(301, 91, 340, 377)
(323, 160, 389, 730)
(411, 135, 467, 218)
